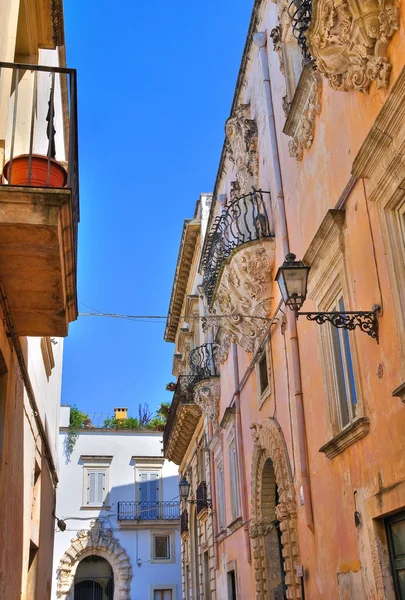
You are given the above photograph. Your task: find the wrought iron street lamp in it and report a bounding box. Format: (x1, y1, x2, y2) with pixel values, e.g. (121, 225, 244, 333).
(178, 478, 212, 508)
(179, 478, 191, 500)
(275, 254, 379, 341)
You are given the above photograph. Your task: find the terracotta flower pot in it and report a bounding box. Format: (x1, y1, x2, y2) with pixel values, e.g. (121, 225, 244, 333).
(3, 154, 67, 187)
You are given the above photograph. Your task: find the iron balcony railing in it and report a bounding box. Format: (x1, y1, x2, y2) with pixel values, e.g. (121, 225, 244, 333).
(201, 190, 273, 305)
(289, 0, 313, 62)
(163, 374, 197, 451)
(0, 61, 79, 254)
(196, 481, 209, 515)
(181, 509, 189, 535)
(188, 343, 219, 384)
(117, 501, 180, 521)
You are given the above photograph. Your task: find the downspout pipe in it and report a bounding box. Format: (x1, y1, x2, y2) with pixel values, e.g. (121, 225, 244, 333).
(232, 343, 252, 563)
(253, 32, 314, 532)
(208, 420, 220, 570)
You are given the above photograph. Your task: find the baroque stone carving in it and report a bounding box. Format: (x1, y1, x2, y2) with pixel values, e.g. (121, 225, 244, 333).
(250, 419, 301, 599)
(56, 520, 132, 600)
(284, 65, 322, 161)
(213, 243, 275, 353)
(225, 105, 259, 194)
(214, 333, 234, 365)
(307, 0, 400, 93)
(194, 380, 221, 431)
(270, 26, 284, 74)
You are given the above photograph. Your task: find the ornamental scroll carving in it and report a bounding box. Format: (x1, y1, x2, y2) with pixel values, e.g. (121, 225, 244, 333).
(225, 104, 259, 194)
(307, 0, 399, 93)
(213, 243, 275, 353)
(194, 380, 221, 431)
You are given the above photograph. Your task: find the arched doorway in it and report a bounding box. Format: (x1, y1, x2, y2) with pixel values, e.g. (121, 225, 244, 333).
(250, 419, 301, 600)
(74, 556, 114, 600)
(56, 521, 132, 600)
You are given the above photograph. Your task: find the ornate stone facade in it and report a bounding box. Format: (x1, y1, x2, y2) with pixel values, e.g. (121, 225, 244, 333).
(250, 420, 301, 600)
(270, 26, 284, 74)
(56, 520, 132, 600)
(307, 0, 400, 93)
(213, 242, 275, 353)
(225, 104, 259, 194)
(194, 379, 221, 431)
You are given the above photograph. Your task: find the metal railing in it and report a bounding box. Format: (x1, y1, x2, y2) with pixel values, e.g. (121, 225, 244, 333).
(196, 481, 208, 515)
(201, 190, 273, 305)
(117, 501, 180, 521)
(0, 61, 79, 254)
(181, 509, 189, 535)
(289, 0, 313, 62)
(188, 343, 219, 383)
(163, 374, 197, 452)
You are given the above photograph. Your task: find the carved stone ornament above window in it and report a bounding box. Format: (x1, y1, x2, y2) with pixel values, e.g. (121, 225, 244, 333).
(307, 0, 400, 93)
(225, 104, 259, 194)
(213, 242, 276, 353)
(283, 64, 322, 160)
(194, 379, 221, 432)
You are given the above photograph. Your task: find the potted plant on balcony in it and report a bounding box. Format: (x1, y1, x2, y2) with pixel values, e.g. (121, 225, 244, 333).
(2, 154, 67, 187)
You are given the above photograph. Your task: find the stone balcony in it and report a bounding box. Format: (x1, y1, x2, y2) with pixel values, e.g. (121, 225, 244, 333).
(201, 190, 276, 354)
(0, 62, 79, 336)
(164, 343, 220, 464)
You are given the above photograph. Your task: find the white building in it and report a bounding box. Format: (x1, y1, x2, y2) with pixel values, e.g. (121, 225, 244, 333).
(52, 406, 181, 600)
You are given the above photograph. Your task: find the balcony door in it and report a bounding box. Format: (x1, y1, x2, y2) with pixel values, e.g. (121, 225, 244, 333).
(139, 471, 159, 519)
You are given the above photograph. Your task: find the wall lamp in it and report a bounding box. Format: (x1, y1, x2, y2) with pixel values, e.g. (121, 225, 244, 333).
(52, 512, 67, 532)
(179, 478, 212, 508)
(275, 254, 379, 342)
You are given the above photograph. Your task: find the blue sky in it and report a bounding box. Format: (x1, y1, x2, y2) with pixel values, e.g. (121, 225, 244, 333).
(61, 0, 254, 420)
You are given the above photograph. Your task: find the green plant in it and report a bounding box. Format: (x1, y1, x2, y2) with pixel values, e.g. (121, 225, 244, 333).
(103, 416, 141, 429)
(64, 405, 88, 461)
(156, 401, 171, 421)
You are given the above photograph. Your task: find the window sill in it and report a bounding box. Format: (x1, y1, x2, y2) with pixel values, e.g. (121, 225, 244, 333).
(258, 389, 271, 410)
(227, 516, 243, 535)
(319, 417, 370, 459)
(81, 505, 110, 510)
(216, 529, 227, 544)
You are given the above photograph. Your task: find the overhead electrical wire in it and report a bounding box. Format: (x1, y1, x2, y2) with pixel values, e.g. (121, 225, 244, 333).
(78, 303, 273, 324)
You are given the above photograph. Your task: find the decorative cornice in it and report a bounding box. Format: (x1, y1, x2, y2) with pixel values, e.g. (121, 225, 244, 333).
(352, 64, 405, 193)
(303, 210, 346, 268)
(164, 220, 200, 343)
(307, 0, 399, 93)
(283, 65, 322, 161)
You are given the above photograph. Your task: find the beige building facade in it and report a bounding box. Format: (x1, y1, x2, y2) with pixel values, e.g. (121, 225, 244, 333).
(164, 1, 405, 599)
(0, 1, 79, 598)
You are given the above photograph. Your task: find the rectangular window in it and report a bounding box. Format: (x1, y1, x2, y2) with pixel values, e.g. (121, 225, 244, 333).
(153, 534, 170, 560)
(258, 351, 269, 397)
(204, 551, 211, 600)
(216, 464, 226, 530)
(386, 511, 405, 599)
(154, 591, 172, 600)
(185, 565, 190, 600)
(227, 570, 237, 600)
(86, 470, 106, 506)
(329, 295, 358, 428)
(229, 441, 240, 520)
(198, 445, 206, 483)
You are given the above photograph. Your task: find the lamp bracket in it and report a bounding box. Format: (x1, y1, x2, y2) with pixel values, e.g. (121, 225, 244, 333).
(188, 499, 213, 508)
(297, 307, 379, 342)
